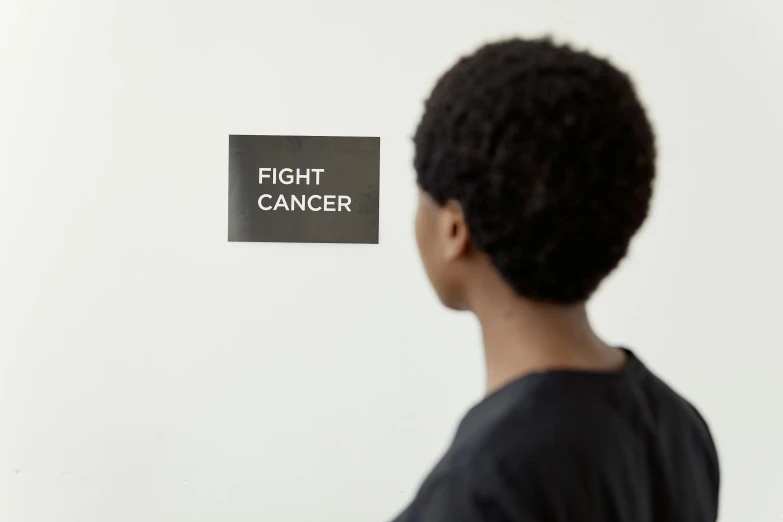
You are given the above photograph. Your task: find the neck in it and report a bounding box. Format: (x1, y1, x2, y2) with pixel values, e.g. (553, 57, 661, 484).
(469, 279, 626, 395)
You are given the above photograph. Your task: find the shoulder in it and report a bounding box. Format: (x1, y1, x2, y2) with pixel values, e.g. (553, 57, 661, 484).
(475, 392, 644, 471)
(397, 457, 538, 522)
(403, 401, 637, 521)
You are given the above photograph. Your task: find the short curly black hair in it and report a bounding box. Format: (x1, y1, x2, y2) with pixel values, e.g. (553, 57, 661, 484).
(414, 37, 656, 304)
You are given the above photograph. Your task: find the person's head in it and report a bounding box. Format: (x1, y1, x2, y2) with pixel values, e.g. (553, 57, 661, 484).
(414, 37, 656, 311)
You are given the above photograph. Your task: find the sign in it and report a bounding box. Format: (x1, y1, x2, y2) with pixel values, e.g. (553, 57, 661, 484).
(228, 135, 380, 244)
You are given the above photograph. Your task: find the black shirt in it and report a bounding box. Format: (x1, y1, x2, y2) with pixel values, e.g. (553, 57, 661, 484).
(392, 350, 719, 522)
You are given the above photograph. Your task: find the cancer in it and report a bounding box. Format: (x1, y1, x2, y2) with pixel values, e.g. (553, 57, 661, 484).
(258, 194, 352, 212)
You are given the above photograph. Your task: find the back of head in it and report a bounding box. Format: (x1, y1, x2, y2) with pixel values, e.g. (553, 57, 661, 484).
(414, 37, 656, 304)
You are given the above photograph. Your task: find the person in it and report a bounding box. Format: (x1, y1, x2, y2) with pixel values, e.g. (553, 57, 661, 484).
(393, 37, 720, 522)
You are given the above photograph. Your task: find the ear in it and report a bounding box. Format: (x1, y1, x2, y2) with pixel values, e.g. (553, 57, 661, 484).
(440, 200, 470, 261)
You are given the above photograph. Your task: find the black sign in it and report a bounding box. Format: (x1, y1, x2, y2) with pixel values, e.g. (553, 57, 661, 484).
(228, 135, 380, 244)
